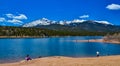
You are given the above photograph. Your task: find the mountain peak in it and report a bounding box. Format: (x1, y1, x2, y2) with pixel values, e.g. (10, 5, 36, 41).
(23, 18, 113, 27)
(41, 18, 49, 21)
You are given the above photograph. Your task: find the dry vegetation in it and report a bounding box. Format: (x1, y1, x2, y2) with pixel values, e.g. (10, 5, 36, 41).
(104, 33, 120, 43)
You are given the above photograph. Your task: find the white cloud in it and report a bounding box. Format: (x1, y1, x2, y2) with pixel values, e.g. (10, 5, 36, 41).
(7, 19, 22, 23)
(79, 15, 89, 18)
(15, 14, 27, 20)
(6, 14, 13, 18)
(4, 13, 27, 25)
(106, 4, 120, 10)
(6, 13, 27, 20)
(0, 17, 6, 22)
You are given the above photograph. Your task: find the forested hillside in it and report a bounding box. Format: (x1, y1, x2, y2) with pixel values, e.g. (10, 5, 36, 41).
(0, 26, 112, 37)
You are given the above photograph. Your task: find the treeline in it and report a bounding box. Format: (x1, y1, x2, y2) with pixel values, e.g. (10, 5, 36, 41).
(0, 26, 117, 37)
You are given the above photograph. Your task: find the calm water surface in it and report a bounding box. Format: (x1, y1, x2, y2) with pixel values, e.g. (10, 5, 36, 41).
(0, 36, 120, 63)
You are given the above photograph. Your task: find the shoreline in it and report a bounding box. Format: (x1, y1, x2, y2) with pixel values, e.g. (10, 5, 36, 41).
(0, 36, 102, 38)
(1, 56, 120, 66)
(73, 39, 120, 44)
(0, 36, 49, 38)
(0, 36, 73, 38)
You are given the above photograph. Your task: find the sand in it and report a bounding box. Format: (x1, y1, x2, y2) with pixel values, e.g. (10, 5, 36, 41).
(74, 39, 120, 44)
(1, 56, 120, 66)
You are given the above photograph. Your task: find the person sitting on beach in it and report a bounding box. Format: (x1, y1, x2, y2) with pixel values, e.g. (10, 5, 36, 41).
(25, 55, 32, 61)
(96, 51, 100, 57)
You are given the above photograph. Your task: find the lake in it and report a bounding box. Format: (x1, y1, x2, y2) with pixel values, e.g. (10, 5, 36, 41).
(0, 36, 120, 63)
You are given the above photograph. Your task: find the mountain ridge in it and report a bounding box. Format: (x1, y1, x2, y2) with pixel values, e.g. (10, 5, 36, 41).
(23, 18, 113, 27)
(22, 18, 120, 32)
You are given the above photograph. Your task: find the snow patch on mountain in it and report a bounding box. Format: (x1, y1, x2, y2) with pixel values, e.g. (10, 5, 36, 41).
(95, 20, 113, 25)
(72, 19, 86, 23)
(23, 18, 113, 27)
(23, 18, 51, 27)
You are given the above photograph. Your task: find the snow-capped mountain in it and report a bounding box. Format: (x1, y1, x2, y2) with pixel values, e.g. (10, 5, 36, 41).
(23, 18, 51, 27)
(22, 18, 120, 32)
(23, 18, 113, 27)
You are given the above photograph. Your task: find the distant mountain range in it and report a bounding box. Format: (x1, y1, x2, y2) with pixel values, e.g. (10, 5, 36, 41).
(23, 18, 120, 32)
(23, 18, 113, 27)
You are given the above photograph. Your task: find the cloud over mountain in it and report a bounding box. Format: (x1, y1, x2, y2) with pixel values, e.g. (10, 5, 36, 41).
(79, 15, 89, 18)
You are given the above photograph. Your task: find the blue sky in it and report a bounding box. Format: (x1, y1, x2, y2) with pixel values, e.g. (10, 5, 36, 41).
(0, 0, 120, 26)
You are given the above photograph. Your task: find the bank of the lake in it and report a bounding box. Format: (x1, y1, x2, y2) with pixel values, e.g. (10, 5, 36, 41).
(73, 39, 120, 44)
(0, 36, 49, 38)
(1, 56, 120, 66)
(0, 36, 75, 38)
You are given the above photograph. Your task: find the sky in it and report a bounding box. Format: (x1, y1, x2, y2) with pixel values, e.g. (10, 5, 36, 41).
(0, 0, 120, 26)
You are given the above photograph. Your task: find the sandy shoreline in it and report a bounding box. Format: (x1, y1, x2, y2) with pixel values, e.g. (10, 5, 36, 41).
(73, 39, 120, 44)
(1, 56, 120, 66)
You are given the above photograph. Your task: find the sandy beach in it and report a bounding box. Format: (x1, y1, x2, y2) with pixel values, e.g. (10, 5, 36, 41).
(1, 56, 120, 66)
(74, 39, 120, 44)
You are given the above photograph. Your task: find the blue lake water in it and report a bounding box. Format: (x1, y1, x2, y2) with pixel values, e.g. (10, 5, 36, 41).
(0, 36, 120, 63)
